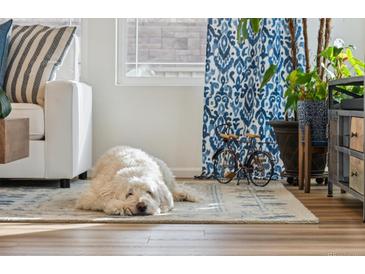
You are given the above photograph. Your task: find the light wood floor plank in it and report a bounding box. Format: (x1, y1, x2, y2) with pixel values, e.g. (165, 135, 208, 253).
(0, 184, 364, 255)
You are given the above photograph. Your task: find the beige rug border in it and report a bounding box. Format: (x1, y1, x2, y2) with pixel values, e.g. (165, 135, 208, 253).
(0, 217, 319, 224)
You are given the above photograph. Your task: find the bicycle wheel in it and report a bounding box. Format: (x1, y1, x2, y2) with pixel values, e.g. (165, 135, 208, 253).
(213, 149, 238, 184)
(246, 151, 274, 187)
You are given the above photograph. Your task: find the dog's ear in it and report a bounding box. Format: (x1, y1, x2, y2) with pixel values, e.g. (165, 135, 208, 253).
(156, 183, 174, 213)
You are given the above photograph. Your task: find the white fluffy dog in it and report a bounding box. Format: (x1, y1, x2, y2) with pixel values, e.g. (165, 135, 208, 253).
(76, 146, 196, 216)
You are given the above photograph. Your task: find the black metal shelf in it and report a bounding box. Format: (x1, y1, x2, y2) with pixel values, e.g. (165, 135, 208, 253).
(333, 180, 364, 202)
(329, 109, 364, 118)
(335, 146, 364, 160)
(328, 76, 364, 110)
(329, 76, 364, 87)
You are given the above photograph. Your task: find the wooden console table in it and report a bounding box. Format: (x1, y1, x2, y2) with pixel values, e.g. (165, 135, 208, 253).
(0, 118, 29, 164)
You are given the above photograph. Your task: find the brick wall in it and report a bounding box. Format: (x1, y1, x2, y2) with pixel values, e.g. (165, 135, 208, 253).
(127, 19, 207, 64)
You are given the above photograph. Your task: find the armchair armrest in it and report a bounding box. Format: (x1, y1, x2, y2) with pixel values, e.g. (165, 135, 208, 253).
(44, 80, 92, 179)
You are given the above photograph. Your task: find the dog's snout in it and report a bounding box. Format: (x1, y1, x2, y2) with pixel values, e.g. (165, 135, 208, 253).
(136, 202, 147, 212)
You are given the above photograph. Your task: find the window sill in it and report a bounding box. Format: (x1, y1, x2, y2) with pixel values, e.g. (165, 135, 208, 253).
(115, 77, 206, 87)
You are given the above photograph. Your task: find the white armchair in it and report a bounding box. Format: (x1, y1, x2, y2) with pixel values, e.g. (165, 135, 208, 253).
(0, 38, 92, 188)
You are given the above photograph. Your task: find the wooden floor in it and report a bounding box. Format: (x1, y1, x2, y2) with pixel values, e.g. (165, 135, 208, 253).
(0, 182, 364, 255)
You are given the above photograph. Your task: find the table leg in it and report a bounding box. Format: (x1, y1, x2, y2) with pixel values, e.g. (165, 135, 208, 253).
(304, 125, 312, 193)
(298, 129, 304, 190)
(327, 179, 333, 197)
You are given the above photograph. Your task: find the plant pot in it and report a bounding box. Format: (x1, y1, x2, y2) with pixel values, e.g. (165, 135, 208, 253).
(297, 100, 328, 146)
(269, 120, 327, 178)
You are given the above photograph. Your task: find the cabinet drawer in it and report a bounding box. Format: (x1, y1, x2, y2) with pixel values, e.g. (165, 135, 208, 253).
(350, 117, 364, 152)
(350, 156, 364, 195)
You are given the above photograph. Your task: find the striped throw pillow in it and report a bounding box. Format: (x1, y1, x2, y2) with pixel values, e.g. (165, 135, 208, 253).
(4, 25, 76, 106)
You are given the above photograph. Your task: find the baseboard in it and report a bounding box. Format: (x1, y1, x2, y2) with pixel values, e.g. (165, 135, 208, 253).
(171, 167, 202, 178)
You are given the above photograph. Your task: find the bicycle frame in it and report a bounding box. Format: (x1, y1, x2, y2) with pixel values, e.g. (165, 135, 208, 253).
(212, 123, 275, 184)
(213, 136, 263, 165)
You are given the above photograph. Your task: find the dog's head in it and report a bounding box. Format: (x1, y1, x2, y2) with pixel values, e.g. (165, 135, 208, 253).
(112, 175, 174, 215)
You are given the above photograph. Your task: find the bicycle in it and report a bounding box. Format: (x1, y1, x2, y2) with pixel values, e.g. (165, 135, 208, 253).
(212, 123, 275, 187)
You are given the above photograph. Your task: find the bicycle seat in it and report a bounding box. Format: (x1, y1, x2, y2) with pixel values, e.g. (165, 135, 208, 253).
(219, 133, 239, 140)
(246, 133, 260, 139)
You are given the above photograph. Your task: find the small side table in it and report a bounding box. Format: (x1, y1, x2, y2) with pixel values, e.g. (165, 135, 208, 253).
(0, 118, 29, 164)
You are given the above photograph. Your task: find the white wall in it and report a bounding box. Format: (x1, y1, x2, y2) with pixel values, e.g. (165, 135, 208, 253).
(81, 18, 365, 177)
(81, 19, 204, 177)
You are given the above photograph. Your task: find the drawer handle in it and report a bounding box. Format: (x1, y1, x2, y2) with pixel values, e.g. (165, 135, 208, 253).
(351, 171, 358, 177)
(351, 132, 358, 138)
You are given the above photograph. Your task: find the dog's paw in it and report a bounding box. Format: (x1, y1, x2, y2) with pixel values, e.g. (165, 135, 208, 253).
(123, 207, 133, 216)
(104, 207, 132, 216)
(173, 190, 199, 202)
(104, 200, 133, 216)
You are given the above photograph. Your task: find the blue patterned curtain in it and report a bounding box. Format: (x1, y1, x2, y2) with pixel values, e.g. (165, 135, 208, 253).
(201, 18, 305, 178)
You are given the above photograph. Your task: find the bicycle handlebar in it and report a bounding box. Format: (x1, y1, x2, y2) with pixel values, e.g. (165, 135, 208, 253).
(215, 123, 275, 145)
(214, 122, 233, 137)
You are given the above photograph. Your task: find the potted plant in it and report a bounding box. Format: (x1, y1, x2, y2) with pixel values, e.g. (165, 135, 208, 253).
(0, 87, 11, 118)
(237, 18, 365, 183)
(283, 41, 364, 180)
(286, 40, 365, 139)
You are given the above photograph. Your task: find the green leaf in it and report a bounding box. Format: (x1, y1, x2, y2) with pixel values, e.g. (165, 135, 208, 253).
(347, 50, 365, 75)
(296, 71, 313, 85)
(341, 64, 351, 77)
(259, 64, 277, 90)
(241, 20, 249, 42)
(287, 70, 299, 89)
(346, 47, 353, 59)
(237, 18, 249, 44)
(316, 82, 327, 100)
(284, 87, 292, 98)
(352, 57, 365, 68)
(250, 18, 261, 34)
(321, 47, 334, 59)
(237, 19, 243, 44)
(237, 18, 262, 44)
(285, 93, 298, 112)
(333, 46, 343, 57)
(351, 86, 363, 95)
(0, 88, 11, 119)
(349, 62, 363, 75)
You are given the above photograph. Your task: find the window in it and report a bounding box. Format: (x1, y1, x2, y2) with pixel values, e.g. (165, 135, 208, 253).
(116, 18, 208, 86)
